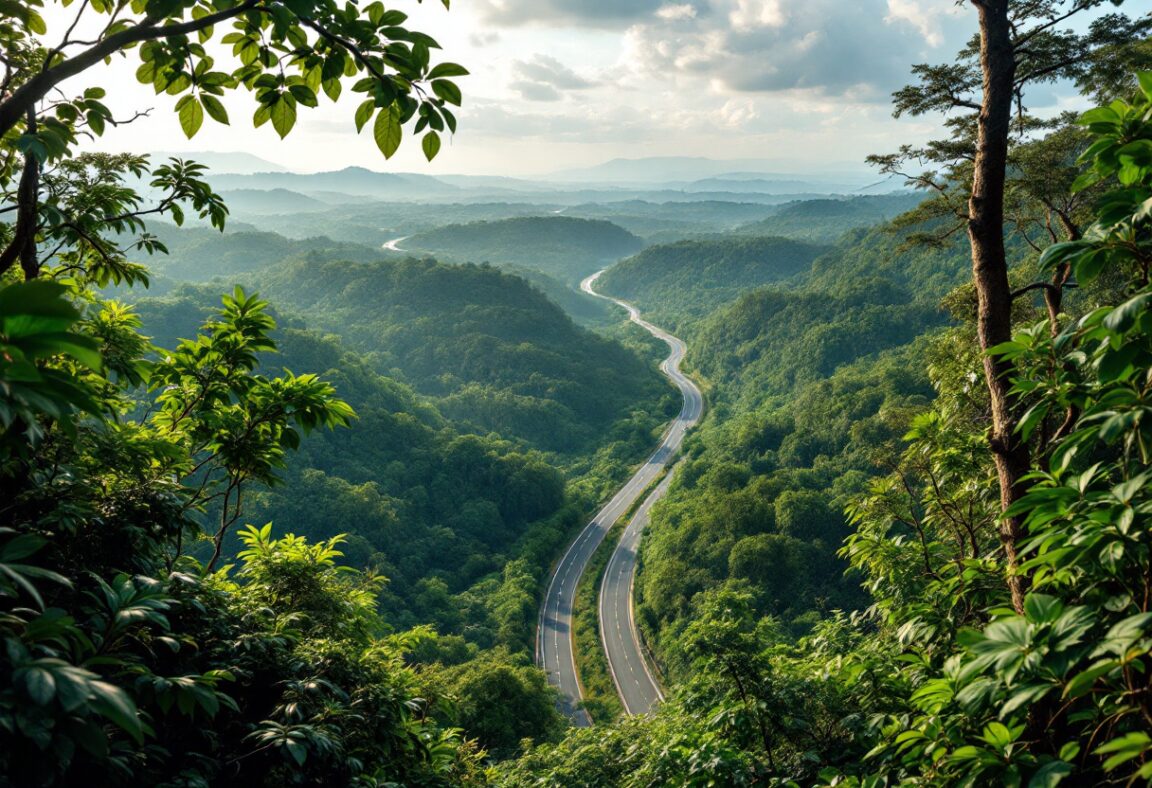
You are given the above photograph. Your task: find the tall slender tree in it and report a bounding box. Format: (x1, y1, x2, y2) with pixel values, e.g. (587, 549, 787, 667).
(872, 0, 1151, 613)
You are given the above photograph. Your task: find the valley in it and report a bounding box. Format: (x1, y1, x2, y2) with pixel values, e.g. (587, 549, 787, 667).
(5, 5, 1151, 783)
(537, 270, 703, 724)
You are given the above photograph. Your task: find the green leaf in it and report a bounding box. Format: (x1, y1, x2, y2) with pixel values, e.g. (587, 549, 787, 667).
(1097, 731, 1151, 772)
(26, 9, 47, 34)
(90, 681, 143, 743)
(270, 97, 297, 139)
(1063, 660, 1118, 699)
(19, 666, 56, 705)
(1023, 594, 1062, 624)
(179, 98, 204, 138)
(373, 103, 402, 158)
(1038, 241, 1088, 272)
(427, 62, 469, 79)
(422, 130, 441, 161)
(1017, 401, 1051, 441)
(1139, 71, 1152, 101)
(355, 99, 375, 133)
(286, 739, 307, 765)
(1070, 170, 1103, 194)
(1028, 761, 1072, 788)
(201, 94, 229, 125)
(431, 79, 461, 106)
(1073, 249, 1107, 284)
(1103, 293, 1152, 333)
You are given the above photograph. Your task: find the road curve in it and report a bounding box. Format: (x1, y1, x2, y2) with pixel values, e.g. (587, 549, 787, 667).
(535, 270, 703, 724)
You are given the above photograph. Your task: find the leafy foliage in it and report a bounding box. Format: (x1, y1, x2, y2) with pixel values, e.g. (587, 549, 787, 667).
(0, 280, 493, 784)
(598, 235, 825, 329)
(502, 63, 1152, 788)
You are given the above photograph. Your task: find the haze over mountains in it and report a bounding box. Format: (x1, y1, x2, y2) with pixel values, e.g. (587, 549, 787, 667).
(154, 151, 905, 210)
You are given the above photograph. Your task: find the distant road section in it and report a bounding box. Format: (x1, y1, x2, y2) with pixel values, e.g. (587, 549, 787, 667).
(535, 270, 704, 724)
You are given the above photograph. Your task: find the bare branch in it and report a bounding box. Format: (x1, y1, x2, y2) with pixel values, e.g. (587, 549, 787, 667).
(44, 0, 92, 68)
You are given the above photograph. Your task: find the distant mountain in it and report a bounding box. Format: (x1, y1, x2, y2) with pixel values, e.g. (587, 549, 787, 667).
(549, 156, 873, 185)
(151, 150, 290, 174)
(217, 188, 329, 214)
(434, 174, 561, 193)
(682, 177, 860, 195)
(208, 166, 459, 199)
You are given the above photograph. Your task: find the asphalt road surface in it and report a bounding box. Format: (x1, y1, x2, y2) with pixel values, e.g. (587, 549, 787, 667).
(535, 270, 703, 724)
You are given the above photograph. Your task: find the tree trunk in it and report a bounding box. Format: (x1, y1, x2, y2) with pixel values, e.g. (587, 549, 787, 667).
(969, 0, 1029, 615)
(0, 112, 41, 280)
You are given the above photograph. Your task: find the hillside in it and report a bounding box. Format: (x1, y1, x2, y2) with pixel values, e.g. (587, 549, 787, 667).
(617, 217, 966, 655)
(138, 224, 386, 281)
(207, 165, 460, 199)
(216, 188, 332, 214)
(132, 297, 566, 625)
(405, 216, 644, 282)
(597, 236, 825, 328)
(735, 193, 922, 242)
(254, 256, 674, 455)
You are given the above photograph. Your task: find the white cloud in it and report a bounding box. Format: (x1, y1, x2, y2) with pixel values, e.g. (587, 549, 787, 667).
(885, 0, 965, 47)
(625, 0, 971, 98)
(729, 0, 785, 32)
(717, 98, 760, 128)
(509, 54, 598, 101)
(474, 0, 664, 28)
(657, 4, 697, 21)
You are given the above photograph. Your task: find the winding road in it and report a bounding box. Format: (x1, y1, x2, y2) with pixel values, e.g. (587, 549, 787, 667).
(535, 270, 704, 724)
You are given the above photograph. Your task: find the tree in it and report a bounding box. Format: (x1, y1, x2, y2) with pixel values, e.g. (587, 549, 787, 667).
(860, 77, 1152, 785)
(872, 0, 1152, 613)
(0, 279, 499, 784)
(0, 0, 467, 280)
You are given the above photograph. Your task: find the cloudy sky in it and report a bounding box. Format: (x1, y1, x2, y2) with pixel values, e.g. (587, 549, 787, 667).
(63, 0, 1088, 176)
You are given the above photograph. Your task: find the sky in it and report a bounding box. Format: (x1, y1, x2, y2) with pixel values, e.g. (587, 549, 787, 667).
(50, 0, 1128, 177)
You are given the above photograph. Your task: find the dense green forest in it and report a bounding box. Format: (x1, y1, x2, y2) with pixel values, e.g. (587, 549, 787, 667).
(404, 216, 645, 282)
(128, 223, 386, 285)
(4, 0, 1152, 786)
(250, 257, 675, 454)
(501, 8, 1152, 786)
(597, 236, 826, 328)
(733, 194, 924, 243)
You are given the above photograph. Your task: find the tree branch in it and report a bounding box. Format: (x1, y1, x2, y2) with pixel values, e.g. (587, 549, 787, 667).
(1014, 54, 1084, 89)
(1012, 1, 1094, 48)
(297, 15, 389, 86)
(0, 0, 261, 139)
(1010, 280, 1077, 300)
(0, 111, 41, 279)
(44, 0, 92, 69)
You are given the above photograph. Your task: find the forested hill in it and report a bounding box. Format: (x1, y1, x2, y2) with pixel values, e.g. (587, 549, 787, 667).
(404, 215, 644, 282)
(252, 256, 674, 455)
(734, 193, 922, 242)
(602, 217, 964, 658)
(136, 223, 386, 283)
(112, 244, 676, 764)
(597, 236, 825, 328)
(133, 297, 568, 626)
